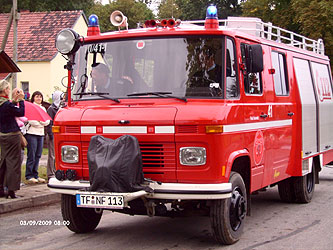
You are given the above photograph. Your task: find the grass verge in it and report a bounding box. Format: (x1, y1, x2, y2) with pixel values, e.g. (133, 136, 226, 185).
(21, 164, 48, 184)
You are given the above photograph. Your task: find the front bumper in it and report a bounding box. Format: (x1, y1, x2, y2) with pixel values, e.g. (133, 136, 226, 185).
(48, 178, 232, 201)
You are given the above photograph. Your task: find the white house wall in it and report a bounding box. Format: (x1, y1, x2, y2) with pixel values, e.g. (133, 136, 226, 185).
(17, 61, 53, 101)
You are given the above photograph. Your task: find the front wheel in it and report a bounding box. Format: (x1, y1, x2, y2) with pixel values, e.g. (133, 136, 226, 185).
(61, 194, 103, 233)
(210, 172, 247, 245)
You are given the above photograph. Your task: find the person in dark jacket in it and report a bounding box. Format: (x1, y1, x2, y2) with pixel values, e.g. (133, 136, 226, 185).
(46, 90, 63, 179)
(0, 80, 25, 198)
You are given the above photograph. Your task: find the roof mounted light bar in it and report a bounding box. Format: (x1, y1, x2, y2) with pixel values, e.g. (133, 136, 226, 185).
(144, 19, 181, 28)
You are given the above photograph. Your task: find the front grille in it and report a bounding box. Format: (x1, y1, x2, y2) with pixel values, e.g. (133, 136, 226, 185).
(65, 126, 80, 133)
(177, 125, 199, 133)
(82, 144, 89, 167)
(82, 142, 175, 169)
(140, 143, 175, 168)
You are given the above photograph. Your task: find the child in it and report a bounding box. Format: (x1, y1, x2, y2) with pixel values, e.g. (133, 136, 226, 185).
(16, 116, 28, 128)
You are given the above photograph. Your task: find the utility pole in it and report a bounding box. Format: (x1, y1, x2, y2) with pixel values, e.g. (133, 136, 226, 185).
(12, 0, 18, 88)
(1, 8, 13, 51)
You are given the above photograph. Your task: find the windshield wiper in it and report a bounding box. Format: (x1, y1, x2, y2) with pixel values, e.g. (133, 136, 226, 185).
(127, 92, 187, 102)
(73, 92, 120, 103)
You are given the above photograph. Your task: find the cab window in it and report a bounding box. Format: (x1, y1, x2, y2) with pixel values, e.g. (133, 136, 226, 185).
(226, 38, 238, 98)
(241, 43, 262, 95)
(272, 51, 289, 96)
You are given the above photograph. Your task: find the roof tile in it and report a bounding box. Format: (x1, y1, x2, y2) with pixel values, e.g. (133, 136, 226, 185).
(0, 73, 10, 80)
(0, 10, 84, 62)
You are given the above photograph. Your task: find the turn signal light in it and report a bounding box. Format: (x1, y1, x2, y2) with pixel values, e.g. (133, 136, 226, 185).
(52, 126, 61, 133)
(206, 125, 223, 133)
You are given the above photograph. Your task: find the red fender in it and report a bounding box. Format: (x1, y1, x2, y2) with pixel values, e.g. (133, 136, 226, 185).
(225, 149, 250, 179)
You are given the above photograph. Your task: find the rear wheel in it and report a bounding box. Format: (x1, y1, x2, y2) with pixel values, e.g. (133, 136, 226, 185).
(61, 194, 102, 233)
(278, 178, 296, 203)
(294, 165, 315, 203)
(210, 172, 247, 245)
(278, 165, 315, 203)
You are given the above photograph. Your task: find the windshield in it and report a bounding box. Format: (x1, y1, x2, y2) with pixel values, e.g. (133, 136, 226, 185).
(72, 36, 235, 100)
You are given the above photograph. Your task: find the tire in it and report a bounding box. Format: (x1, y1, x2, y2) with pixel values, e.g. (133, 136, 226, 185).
(278, 177, 296, 203)
(210, 172, 247, 245)
(278, 165, 315, 204)
(293, 165, 315, 203)
(61, 194, 103, 233)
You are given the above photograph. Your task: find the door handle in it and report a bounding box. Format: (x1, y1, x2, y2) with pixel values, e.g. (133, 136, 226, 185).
(288, 112, 294, 116)
(260, 114, 268, 118)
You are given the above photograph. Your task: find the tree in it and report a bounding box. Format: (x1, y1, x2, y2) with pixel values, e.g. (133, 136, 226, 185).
(0, 0, 94, 14)
(242, 0, 332, 68)
(292, 0, 333, 67)
(87, 0, 154, 32)
(86, 3, 111, 32)
(0, 0, 12, 13)
(242, 0, 299, 32)
(158, 0, 182, 19)
(0, 0, 154, 33)
(173, 0, 243, 20)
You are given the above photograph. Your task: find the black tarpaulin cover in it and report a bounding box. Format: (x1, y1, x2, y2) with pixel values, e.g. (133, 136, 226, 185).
(88, 135, 147, 192)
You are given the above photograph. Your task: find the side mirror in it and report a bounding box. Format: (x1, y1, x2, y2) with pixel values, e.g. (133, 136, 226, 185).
(245, 44, 264, 73)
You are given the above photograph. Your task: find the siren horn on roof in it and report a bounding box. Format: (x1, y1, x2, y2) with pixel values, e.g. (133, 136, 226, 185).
(110, 10, 128, 30)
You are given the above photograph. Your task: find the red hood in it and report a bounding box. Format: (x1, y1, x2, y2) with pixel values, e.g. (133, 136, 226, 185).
(81, 106, 177, 126)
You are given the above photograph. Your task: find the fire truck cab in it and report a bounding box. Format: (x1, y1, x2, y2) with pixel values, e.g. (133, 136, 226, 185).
(48, 6, 333, 245)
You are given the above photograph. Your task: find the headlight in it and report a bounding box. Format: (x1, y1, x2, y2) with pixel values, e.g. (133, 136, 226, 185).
(55, 29, 79, 55)
(61, 146, 79, 163)
(180, 147, 206, 166)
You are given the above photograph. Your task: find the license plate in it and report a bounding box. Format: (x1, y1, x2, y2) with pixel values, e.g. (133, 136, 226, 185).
(76, 192, 124, 209)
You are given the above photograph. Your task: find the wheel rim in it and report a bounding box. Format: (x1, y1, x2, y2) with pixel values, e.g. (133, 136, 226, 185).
(229, 186, 246, 231)
(306, 171, 314, 193)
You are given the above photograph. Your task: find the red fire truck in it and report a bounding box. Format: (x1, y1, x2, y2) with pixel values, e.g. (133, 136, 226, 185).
(48, 5, 333, 244)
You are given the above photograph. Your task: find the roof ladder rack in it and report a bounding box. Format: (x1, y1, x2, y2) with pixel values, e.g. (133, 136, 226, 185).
(182, 17, 325, 55)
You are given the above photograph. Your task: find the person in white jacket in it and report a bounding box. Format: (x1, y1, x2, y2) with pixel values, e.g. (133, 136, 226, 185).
(25, 91, 50, 184)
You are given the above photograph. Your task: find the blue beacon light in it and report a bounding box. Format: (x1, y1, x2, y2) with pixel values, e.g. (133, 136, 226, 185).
(87, 14, 100, 36)
(88, 14, 99, 27)
(205, 5, 218, 29)
(206, 5, 218, 19)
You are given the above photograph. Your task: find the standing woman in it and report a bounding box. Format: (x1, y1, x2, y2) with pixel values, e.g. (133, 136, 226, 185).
(25, 91, 50, 184)
(0, 80, 25, 198)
